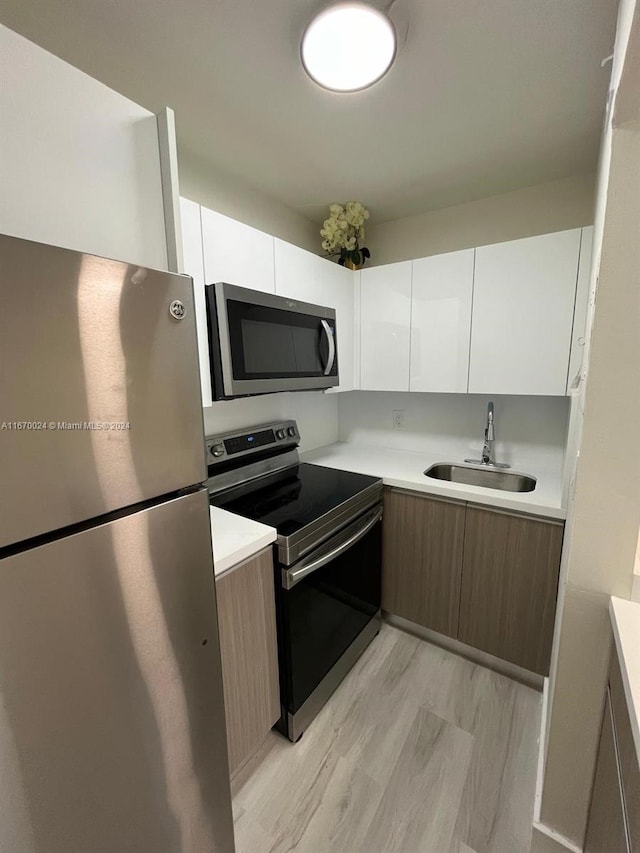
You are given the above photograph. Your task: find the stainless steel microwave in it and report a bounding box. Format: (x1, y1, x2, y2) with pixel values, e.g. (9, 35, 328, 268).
(205, 282, 339, 400)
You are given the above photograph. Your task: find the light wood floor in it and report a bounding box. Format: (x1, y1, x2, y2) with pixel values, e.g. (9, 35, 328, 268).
(232, 623, 541, 853)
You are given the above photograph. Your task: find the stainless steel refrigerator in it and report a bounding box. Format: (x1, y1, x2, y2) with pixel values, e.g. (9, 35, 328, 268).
(0, 234, 236, 853)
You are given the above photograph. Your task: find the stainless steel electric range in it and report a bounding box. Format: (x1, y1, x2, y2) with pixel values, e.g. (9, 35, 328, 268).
(206, 420, 383, 742)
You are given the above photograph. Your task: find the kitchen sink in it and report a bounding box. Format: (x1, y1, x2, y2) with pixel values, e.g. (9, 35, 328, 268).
(424, 462, 537, 493)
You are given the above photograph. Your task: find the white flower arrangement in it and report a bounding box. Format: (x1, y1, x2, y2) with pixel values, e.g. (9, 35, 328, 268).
(320, 201, 371, 268)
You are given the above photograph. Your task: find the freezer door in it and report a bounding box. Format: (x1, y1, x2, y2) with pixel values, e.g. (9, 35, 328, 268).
(0, 489, 235, 853)
(0, 234, 206, 548)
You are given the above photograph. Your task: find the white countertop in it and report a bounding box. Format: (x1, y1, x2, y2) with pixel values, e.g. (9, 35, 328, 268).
(302, 442, 566, 520)
(610, 596, 640, 762)
(209, 507, 276, 579)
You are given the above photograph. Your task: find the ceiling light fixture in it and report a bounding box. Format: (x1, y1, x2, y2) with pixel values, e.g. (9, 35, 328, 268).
(301, 2, 396, 93)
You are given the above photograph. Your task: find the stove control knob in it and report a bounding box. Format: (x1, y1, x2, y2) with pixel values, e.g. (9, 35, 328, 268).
(211, 444, 225, 457)
(287, 427, 296, 437)
(275, 429, 286, 440)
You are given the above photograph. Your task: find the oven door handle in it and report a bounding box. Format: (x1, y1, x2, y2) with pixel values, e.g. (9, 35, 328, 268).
(320, 319, 336, 376)
(282, 505, 382, 590)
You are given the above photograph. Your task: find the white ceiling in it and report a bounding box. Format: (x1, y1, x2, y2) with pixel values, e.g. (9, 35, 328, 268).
(0, 0, 619, 223)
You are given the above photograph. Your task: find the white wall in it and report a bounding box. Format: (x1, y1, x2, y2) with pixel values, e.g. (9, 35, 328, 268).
(634, 530, 640, 602)
(179, 150, 318, 255)
(0, 25, 167, 269)
(533, 1, 640, 849)
(181, 163, 595, 268)
(202, 392, 339, 454)
(366, 174, 595, 266)
(338, 391, 569, 470)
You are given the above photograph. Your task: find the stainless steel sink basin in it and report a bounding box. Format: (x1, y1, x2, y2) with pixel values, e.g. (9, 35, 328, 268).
(424, 462, 537, 493)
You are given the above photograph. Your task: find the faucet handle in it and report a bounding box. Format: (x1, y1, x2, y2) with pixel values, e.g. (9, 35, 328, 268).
(486, 401, 495, 441)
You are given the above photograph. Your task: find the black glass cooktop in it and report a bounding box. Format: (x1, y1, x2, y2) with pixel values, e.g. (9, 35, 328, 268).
(210, 463, 381, 538)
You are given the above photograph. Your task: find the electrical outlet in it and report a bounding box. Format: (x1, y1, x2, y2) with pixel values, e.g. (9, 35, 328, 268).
(392, 409, 405, 429)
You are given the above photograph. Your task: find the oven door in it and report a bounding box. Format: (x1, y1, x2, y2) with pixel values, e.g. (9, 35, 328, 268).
(277, 504, 382, 738)
(207, 282, 338, 398)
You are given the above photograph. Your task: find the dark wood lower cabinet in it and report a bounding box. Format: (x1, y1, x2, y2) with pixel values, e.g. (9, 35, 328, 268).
(458, 507, 563, 675)
(610, 652, 640, 851)
(586, 648, 640, 853)
(382, 489, 465, 638)
(216, 548, 280, 777)
(584, 690, 629, 853)
(382, 487, 564, 676)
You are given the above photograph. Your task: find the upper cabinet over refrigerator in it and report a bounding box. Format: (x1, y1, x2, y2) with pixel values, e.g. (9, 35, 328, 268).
(0, 234, 205, 549)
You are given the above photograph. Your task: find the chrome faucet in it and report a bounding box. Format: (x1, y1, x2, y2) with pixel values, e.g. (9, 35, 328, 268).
(482, 401, 496, 464)
(465, 401, 510, 468)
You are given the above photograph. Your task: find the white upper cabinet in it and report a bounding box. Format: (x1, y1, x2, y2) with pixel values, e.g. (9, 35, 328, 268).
(182, 202, 587, 404)
(275, 239, 358, 392)
(360, 262, 412, 391)
(274, 239, 325, 305)
(201, 207, 275, 293)
(180, 198, 212, 407)
(410, 249, 474, 393)
(324, 261, 356, 393)
(469, 229, 582, 395)
(567, 226, 594, 391)
(0, 26, 167, 269)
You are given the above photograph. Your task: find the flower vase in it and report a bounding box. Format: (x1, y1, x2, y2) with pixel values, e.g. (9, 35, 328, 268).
(344, 259, 361, 271)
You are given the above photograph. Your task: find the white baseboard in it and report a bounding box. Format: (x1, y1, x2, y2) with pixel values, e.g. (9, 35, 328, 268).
(534, 676, 549, 823)
(532, 821, 582, 853)
(632, 568, 640, 603)
(532, 682, 583, 852)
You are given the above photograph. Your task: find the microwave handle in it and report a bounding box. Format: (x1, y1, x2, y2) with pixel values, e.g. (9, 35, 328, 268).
(320, 319, 336, 376)
(282, 505, 382, 590)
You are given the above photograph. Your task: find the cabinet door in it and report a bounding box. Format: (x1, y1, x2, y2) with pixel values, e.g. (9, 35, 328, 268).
(274, 238, 325, 305)
(458, 507, 563, 674)
(584, 691, 629, 853)
(360, 261, 412, 391)
(180, 197, 212, 406)
(610, 652, 640, 852)
(410, 249, 474, 393)
(216, 549, 280, 777)
(382, 489, 466, 638)
(567, 226, 594, 391)
(469, 229, 581, 395)
(324, 261, 356, 392)
(201, 207, 275, 293)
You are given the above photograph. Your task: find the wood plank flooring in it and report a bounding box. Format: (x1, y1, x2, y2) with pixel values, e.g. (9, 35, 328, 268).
(232, 623, 541, 853)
